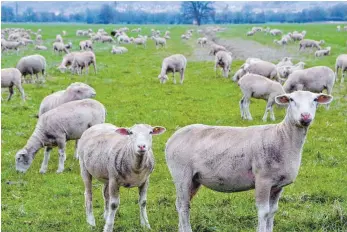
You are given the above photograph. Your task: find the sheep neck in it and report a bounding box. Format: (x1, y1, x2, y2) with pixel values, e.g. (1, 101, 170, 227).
(25, 130, 45, 158)
(122, 139, 150, 172)
(160, 63, 169, 76)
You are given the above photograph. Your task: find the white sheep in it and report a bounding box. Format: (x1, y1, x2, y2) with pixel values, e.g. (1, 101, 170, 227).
(133, 36, 147, 48)
(15, 99, 106, 174)
(1, 68, 25, 101)
(240, 60, 279, 82)
(53, 42, 69, 54)
(335, 54, 347, 84)
(247, 30, 256, 36)
(100, 35, 114, 43)
(152, 36, 166, 49)
(16, 54, 46, 83)
(270, 29, 282, 36)
(277, 57, 293, 67)
(1, 39, 25, 54)
(277, 62, 306, 80)
(56, 34, 63, 43)
(62, 30, 67, 36)
(209, 43, 227, 55)
(78, 123, 166, 231)
(315, 47, 331, 57)
(197, 37, 208, 47)
(165, 90, 333, 232)
(299, 39, 324, 51)
(337, 25, 341, 32)
(38, 82, 96, 117)
(79, 40, 93, 51)
(238, 73, 285, 121)
(158, 54, 187, 84)
(70, 51, 97, 75)
(58, 52, 79, 73)
(35, 45, 47, 50)
(111, 46, 128, 54)
(214, 51, 233, 78)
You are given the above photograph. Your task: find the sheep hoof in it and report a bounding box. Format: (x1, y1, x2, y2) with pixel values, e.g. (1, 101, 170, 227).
(39, 169, 47, 174)
(56, 168, 64, 174)
(87, 217, 96, 227)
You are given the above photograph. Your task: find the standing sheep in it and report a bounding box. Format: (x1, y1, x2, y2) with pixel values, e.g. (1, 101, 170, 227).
(53, 42, 69, 54)
(315, 47, 331, 57)
(209, 43, 227, 55)
(1, 68, 25, 101)
(165, 91, 333, 232)
(58, 52, 79, 73)
(15, 99, 106, 174)
(335, 54, 347, 84)
(238, 73, 285, 121)
(242, 60, 279, 82)
(299, 39, 324, 52)
(152, 36, 166, 49)
(214, 51, 233, 78)
(16, 54, 46, 83)
(158, 54, 187, 84)
(78, 123, 166, 231)
(70, 51, 97, 75)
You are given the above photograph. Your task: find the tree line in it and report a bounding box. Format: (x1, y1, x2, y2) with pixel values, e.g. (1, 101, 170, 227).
(2, 2, 347, 25)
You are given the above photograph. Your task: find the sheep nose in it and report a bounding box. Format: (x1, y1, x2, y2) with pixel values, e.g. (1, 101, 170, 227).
(301, 113, 311, 121)
(138, 145, 146, 151)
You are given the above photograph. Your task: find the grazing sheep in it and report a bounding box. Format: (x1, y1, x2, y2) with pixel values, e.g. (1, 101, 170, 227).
(58, 52, 79, 73)
(315, 47, 331, 57)
(270, 29, 282, 36)
(111, 46, 128, 54)
(158, 54, 187, 84)
(335, 54, 347, 84)
(152, 36, 166, 49)
(100, 36, 114, 43)
(214, 51, 233, 78)
(53, 42, 69, 54)
(1, 39, 25, 54)
(165, 90, 333, 232)
(78, 123, 166, 231)
(209, 43, 227, 55)
(277, 57, 293, 67)
(35, 45, 47, 50)
(242, 60, 279, 82)
(1, 68, 25, 101)
(16, 54, 46, 83)
(70, 51, 97, 75)
(133, 36, 147, 48)
(299, 39, 324, 51)
(290, 32, 305, 42)
(79, 40, 93, 51)
(56, 34, 63, 43)
(197, 37, 208, 47)
(117, 35, 131, 44)
(283, 66, 335, 102)
(38, 82, 96, 117)
(273, 38, 288, 46)
(15, 99, 106, 174)
(239, 73, 285, 121)
(247, 30, 255, 36)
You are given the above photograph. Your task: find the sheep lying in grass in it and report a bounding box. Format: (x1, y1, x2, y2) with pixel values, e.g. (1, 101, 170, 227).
(1, 68, 25, 101)
(315, 47, 331, 57)
(16, 54, 46, 83)
(38, 82, 96, 117)
(247, 30, 256, 36)
(158, 54, 187, 84)
(35, 45, 47, 50)
(238, 73, 285, 121)
(78, 123, 166, 231)
(214, 51, 232, 78)
(335, 54, 347, 84)
(165, 90, 333, 232)
(71, 51, 97, 75)
(15, 99, 106, 174)
(111, 46, 128, 54)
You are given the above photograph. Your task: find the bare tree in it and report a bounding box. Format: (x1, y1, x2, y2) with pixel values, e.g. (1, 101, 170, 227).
(181, 1, 215, 26)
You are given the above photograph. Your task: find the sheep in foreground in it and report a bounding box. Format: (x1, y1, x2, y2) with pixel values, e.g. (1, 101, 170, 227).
(1, 68, 25, 101)
(38, 82, 96, 117)
(111, 46, 128, 54)
(214, 51, 232, 78)
(158, 54, 187, 84)
(53, 42, 69, 54)
(335, 54, 347, 84)
(315, 47, 331, 57)
(165, 90, 333, 232)
(209, 43, 227, 55)
(70, 51, 97, 75)
(299, 39, 324, 51)
(16, 54, 46, 83)
(35, 45, 47, 50)
(15, 99, 106, 174)
(239, 73, 285, 121)
(78, 123, 166, 231)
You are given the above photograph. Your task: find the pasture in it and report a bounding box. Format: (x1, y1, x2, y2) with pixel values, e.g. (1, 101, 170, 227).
(1, 23, 347, 231)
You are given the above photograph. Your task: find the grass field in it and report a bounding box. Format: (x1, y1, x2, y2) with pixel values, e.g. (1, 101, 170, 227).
(1, 23, 347, 232)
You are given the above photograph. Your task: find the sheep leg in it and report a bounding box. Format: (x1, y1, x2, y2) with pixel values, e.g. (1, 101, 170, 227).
(57, 141, 66, 173)
(104, 179, 120, 232)
(39, 147, 52, 174)
(255, 178, 272, 232)
(245, 98, 253, 120)
(74, 140, 79, 159)
(102, 182, 109, 220)
(266, 187, 283, 232)
(138, 179, 151, 229)
(7, 86, 14, 101)
(341, 67, 345, 84)
(36, 73, 40, 83)
(180, 70, 184, 85)
(175, 175, 194, 232)
(334, 66, 339, 83)
(93, 62, 97, 75)
(173, 72, 176, 84)
(80, 164, 95, 226)
(85, 62, 89, 75)
(239, 95, 246, 119)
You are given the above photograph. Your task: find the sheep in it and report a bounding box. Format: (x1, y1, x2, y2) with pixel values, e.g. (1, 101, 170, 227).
(241, 60, 279, 82)
(277, 62, 306, 80)
(111, 46, 128, 54)
(209, 43, 227, 55)
(1, 39, 25, 54)
(76, 30, 84, 36)
(100, 36, 114, 43)
(232, 58, 263, 82)
(70, 51, 97, 75)
(15, 99, 106, 174)
(270, 29, 282, 36)
(38, 82, 96, 117)
(299, 39, 324, 51)
(152, 36, 166, 49)
(158, 54, 187, 84)
(117, 35, 131, 44)
(78, 123, 166, 231)
(290, 32, 305, 41)
(133, 36, 147, 48)
(181, 34, 190, 40)
(165, 90, 333, 232)
(35, 45, 47, 50)
(65, 42, 72, 50)
(247, 30, 256, 36)
(62, 30, 67, 36)
(238, 73, 285, 121)
(79, 40, 93, 51)
(214, 51, 233, 78)
(197, 37, 208, 47)
(20, 38, 34, 45)
(335, 54, 347, 84)
(337, 25, 341, 32)
(58, 52, 79, 73)
(273, 38, 288, 46)
(56, 34, 63, 43)
(1, 68, 25, 101)
(53, 42, 69, 54)
(283, 66, 335, 107)
(315, 47, 331, 57)
(277, 57, 293, 67)
(16, 54, 46, 83)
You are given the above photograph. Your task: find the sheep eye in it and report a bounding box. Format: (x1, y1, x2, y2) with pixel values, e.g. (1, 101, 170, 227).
(289, 98, 294, 102)
(314, 98, 318, 102)
(128, 131, 133, 135)
(149, 131, 153, 134)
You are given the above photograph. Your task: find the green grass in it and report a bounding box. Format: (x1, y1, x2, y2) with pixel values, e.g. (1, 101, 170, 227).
(1, 23, 347, 232)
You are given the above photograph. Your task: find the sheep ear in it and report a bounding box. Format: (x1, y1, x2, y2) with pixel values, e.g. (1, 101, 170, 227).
(151, 126, 166, 135)
(275, 94, 290, 105)
(115, 128, 131, 135)
(315, 94, 333, 105)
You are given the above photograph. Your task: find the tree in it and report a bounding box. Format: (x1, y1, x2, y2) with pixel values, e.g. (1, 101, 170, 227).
(1, 6, 15, 22)
(180, 1, 214, 26)
(98, 4, 114, 24)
